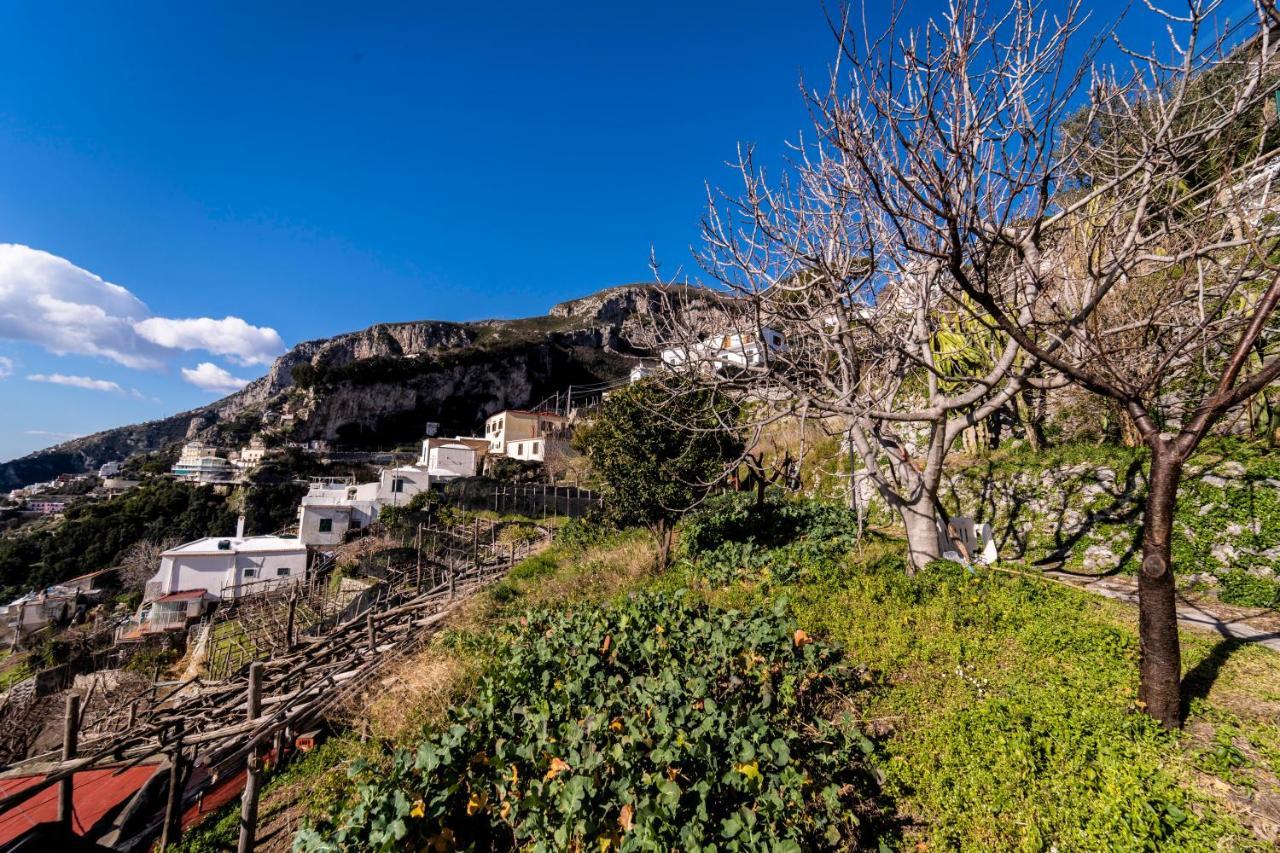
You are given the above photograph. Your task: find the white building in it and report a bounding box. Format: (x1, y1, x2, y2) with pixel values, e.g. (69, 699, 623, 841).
(660, 326, 786, 373)
(419, 437, 488, 480)
(98, 461, 123, 478)
(237, 436, 274, 468)
(143, 520, 308, 602)
(172, 441, 236, 484)
(484, 410, 571, 457)
(296, 466, 433, 548)
(298, 479, 380, 548)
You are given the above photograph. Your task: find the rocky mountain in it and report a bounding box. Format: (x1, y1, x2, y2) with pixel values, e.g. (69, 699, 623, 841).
(0, 284, 704, 491)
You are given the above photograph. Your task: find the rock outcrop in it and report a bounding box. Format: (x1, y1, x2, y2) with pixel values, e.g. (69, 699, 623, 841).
(0, 285, 671, 490)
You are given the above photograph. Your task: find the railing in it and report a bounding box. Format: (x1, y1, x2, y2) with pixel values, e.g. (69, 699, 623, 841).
(113, 610, 190, 642)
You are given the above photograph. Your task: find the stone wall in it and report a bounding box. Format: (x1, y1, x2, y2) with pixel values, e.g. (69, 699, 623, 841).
(938, 444, 1280, 591)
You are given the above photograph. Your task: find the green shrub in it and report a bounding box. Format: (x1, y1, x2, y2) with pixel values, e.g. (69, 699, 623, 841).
(1217, 569, 1280, 609)
(679, 492, 859, 558)
(298, 592, 884, 851)
(555, 513, 616, 553)
(679, 493, 860, 587)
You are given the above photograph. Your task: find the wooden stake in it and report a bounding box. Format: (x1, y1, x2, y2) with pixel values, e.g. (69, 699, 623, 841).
(237, 663, 263, 853)
(58, 694, 79, 828)
(285, 591, 298, 653)
(160, 721, 185, 850)
(366, 613, 376, 654)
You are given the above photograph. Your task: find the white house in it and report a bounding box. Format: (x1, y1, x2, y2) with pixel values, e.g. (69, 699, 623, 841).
(144, 533, 306, 603)
(296, 466, 433, 548)
(419, 437, 487, 480)
(379, 466, 431, 504)
(629, 363, 657, 383)
(484, 410, 571, 456)
(98, 461, 123, 478)
(660, 326, 786, 373)
(298, 479, 380, 548)
(237, 436, 274, 468)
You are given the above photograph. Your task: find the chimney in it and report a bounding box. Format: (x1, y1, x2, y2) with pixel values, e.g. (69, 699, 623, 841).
(236, 515, 246, 539)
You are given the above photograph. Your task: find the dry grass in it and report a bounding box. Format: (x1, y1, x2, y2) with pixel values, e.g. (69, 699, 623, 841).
(518, 533, 658, 608)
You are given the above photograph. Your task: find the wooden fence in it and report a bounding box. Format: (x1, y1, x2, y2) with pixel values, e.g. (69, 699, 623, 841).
(443, 480, 603, 519)
(0, 519, 543, 849)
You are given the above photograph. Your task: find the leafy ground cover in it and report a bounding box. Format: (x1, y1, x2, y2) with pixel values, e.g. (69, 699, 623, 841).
(298, 592, 883, 851)
(179, 495, 1280, 851)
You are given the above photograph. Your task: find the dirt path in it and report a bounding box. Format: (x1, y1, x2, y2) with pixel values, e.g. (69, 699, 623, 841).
(1041, 569, 1280, 652)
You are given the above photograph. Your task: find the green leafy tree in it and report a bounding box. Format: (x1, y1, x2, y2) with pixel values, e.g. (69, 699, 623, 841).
(576, 382, 742, 568)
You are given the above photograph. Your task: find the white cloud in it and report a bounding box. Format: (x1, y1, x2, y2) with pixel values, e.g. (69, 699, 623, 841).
(0, 244, 286, 371)
(135, 316, 284, 366)
(0, 356, 12, 379)
(0, 245, 161, 369)
(28, 372, 127, 394)
(24, 429, 82, 440)
(181, 362, 253, 394)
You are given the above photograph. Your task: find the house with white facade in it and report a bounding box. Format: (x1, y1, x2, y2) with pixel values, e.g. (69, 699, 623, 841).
(298, 478, 380, 548)
(119, 520, 307, 641)
(296, 466, 433, 548)
(237, 436, 274, 469)
(660, 326, 787, 373)
(98, 461, 123, 478)
(419, 437, 488, 480)
(484, 410, 571, 457)
(142, 521, 307, 603)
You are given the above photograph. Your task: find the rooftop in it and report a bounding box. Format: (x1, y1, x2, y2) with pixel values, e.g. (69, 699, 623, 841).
(163, 534, 305, 556)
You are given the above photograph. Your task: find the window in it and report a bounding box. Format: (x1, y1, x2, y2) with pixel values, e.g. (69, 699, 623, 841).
(318, 518, 333, 533)
(393, 478, 406, 493)
(277, 567, 291, 577)
(243, 568, 257, 579)
(533, 442, 541, 454)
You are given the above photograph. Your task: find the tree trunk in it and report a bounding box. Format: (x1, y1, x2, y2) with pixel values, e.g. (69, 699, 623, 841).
(901, 497, 942, 573)
(1137, 449, 1184, 729)
(654, 521, 674, 572)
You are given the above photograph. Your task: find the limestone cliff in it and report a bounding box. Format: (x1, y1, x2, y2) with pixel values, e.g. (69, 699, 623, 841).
(0, 285, 674, 489)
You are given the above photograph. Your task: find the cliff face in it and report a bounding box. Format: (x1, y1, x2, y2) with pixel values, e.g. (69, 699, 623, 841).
(0, 286, 674, 490)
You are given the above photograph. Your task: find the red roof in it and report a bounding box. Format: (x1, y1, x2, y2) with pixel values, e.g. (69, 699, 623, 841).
(154, 589, 214, 602)
(0, 764, 160, 844)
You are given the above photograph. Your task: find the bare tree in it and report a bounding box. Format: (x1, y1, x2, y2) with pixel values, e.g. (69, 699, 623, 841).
(643, 23, 1054, 571)
(119, 537, 179, 592)
(652, 0, 1277, 726)
(805, 0, 1279, 727)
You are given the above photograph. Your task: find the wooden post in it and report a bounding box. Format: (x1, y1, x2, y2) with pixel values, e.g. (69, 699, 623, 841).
(416, 523, 424, 592)
(160, 722, 185, 850)
(472, 518, 479, 564)
(366, 613, 376, 654)
(238, 662, 263, 853)
(448, 570, 455, 601)
(58, 694, 79, 828)
(285, 591, 298, 653)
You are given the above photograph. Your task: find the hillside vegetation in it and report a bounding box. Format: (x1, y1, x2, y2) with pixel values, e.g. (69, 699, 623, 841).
(0, 479, 304, 598)
(176, 487, 1280, 851)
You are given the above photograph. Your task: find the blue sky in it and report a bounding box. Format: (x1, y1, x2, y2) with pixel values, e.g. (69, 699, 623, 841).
(0, 1, 1256, 461)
